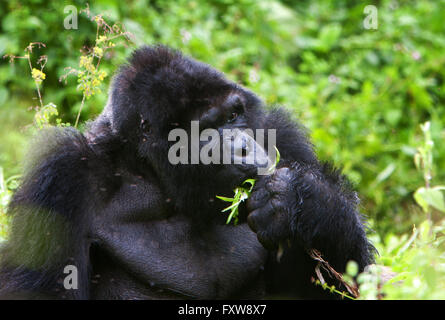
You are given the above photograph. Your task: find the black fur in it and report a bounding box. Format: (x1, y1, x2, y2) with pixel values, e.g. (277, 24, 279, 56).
(0, 45, 375, 299)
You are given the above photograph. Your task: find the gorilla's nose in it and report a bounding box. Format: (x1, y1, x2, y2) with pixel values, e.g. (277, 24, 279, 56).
(231, 130, 271, 169)
(232, 131, 253, 163)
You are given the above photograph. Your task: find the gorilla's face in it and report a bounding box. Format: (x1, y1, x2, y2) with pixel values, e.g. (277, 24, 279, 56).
(110, 47, 273, 207)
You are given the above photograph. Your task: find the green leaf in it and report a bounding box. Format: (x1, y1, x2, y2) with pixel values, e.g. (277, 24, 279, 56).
(267, 146, 281, 174)
(215, 195, 234, 202)
(221, 201, 240, 213)
(414, 187, 430, 213)
(428, 187, 445, 212)
(414, 187, 445, 213)
(374, 163, 396, 185)
(346, 261, 359, 277)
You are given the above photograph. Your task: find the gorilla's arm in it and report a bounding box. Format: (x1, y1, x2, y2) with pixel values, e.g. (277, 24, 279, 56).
(0, 128, 103, 299)
(248, 108, 375, 297)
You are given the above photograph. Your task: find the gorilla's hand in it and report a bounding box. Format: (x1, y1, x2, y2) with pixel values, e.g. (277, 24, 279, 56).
(246, 167, 298, 250)
(247, 162, 374, 274)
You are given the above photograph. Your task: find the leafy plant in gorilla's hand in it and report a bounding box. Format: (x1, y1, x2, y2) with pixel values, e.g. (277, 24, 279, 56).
(216, 179, 256, 225)
(217, 147, 280, 225)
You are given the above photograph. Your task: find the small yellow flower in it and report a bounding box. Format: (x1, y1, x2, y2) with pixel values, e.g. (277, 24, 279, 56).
(31, 68, 46, 83)
(96, 35, 107, 44)
(92, 78, 100, 87)
(98, 70, 107, 81)
(79, 56, 92, 68)
(79, 55, 95, 73)
(93, 46, 103, 58)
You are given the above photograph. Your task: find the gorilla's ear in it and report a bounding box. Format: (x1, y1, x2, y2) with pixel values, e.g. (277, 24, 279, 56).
(0, 127, 97, 299)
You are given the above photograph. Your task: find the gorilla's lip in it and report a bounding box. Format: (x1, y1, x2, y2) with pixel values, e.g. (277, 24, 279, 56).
(216, 164, 258, 188)
(234, 164, 259, 181)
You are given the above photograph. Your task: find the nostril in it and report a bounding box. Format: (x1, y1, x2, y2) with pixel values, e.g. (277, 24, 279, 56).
(241, 140, 249, 157)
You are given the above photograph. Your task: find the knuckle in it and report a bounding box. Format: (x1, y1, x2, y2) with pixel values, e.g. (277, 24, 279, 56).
(270, 196, 283, 211)
(247, 189, 269, 211)
(247, 205, 272, 232)
(247, 210, 260, 232)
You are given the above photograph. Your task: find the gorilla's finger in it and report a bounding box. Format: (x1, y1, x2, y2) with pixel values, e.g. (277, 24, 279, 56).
(247, 200, 274, 233)
(247, 188, 270, 211)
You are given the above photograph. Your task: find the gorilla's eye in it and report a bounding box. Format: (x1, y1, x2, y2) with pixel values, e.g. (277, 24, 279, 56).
(224, 94, 245, 124)
(228, 112, 238, 123)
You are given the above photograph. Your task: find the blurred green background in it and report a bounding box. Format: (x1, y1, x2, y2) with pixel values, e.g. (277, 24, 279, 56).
(1, 0, 445, 297)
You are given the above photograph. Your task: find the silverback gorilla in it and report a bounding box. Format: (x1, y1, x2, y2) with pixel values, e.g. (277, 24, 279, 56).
(0, 45, 375, 299)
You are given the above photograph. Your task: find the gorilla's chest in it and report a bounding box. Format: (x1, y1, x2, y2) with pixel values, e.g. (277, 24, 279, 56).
(92, 213, 268, 299)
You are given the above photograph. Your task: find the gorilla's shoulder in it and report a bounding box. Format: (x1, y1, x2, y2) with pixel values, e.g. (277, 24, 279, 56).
(23, 127, 91, 174)
(13, 127, 114, 217)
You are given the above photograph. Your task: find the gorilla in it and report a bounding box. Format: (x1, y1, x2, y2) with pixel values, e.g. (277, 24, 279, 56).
(0, 45, 375, 299)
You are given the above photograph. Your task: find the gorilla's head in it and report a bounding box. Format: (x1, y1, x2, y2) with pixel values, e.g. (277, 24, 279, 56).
(94, 46, 274, 223)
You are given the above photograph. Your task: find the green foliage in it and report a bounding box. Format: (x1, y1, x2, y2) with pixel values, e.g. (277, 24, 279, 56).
(217, 179, 256, 225)
(0, 167, 19, 242)
(34, 103, 68, 129)
(413, 122, 445, 215)
(3, 42, 69, 130)
(359, 220, 445, 299)
(313, 279, 356, 300)
(356, 122, 445, 300)
(60, 8, 131, 127)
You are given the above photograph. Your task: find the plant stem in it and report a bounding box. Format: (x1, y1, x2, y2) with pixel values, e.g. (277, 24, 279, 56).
(26, 55, 44, 109)
(74, 94, 86, 128)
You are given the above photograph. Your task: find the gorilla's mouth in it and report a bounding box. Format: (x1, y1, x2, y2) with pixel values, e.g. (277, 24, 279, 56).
(231, 164, 259, 184)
